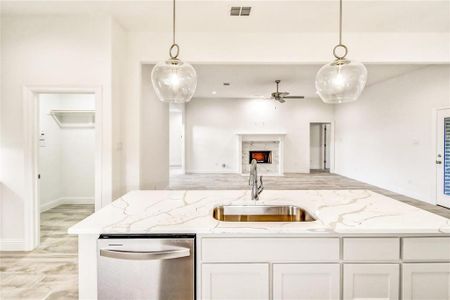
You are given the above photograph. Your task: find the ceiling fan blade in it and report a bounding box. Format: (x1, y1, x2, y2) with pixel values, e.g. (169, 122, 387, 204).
(282, 96, 305, 99)
(276, 98, 286, 103)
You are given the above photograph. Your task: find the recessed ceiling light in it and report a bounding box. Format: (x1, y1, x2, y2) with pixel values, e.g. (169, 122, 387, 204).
(212, 91, 217, 95)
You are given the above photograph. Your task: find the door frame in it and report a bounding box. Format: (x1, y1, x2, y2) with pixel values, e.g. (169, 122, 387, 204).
(309, 121, 335, 173)
(432, 106, 450, 206)
(23, 86, 106, 250)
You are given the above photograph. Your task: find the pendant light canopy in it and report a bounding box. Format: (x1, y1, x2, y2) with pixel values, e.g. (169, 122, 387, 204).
(315, 0, 367, 104)
(151, 0, 197, 103)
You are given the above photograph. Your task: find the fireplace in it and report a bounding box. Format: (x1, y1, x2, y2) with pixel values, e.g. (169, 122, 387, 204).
(249, 151, 272, 164)
(238, 133, 285, 175)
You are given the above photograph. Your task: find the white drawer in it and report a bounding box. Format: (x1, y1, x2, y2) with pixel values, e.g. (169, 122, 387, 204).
(402, 237, 450, 261)
(343, 238, 400, 261)
(201, 238, 339, 262)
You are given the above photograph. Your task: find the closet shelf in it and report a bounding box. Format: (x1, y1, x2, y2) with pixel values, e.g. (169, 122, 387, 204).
(49, 110, 95, 128)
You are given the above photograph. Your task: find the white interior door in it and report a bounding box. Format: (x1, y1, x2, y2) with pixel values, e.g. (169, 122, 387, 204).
(436, 108, 450, 208)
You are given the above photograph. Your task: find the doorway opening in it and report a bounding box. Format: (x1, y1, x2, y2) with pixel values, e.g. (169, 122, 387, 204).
(38, 93, 96, 243)
(310, 123, 331, 173)
(169, 103, 185, 176)
(23, 86, 104, 251)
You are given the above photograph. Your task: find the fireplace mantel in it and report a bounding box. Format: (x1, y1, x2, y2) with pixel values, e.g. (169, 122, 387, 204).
(236, 133, 285, 176)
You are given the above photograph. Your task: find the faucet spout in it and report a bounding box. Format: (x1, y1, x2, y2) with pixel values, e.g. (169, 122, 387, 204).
(249, 159, 264, 201)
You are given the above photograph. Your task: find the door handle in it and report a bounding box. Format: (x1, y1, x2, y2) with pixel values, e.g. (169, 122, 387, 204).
(100, 248, 190, 261)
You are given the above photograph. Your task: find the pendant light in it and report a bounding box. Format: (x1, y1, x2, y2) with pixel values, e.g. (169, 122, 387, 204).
(315, 0, 367, 104)
(151, 0, 197, 103)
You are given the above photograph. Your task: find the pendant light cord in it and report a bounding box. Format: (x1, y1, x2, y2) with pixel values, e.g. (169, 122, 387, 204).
(169, 0, 180, 59)
(172, 0, 176, 45)
(333, 0, 348, 60)
(338, 0, 342, 45)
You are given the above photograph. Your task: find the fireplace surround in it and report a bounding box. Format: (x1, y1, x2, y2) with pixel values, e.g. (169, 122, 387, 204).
(237, 133, 285, 176)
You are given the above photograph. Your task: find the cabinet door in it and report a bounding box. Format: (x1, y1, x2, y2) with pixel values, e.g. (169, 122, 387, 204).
(402, 263, 450, 300)
(201, 263, 269, 300)
(273, 264, 340, 300)
(343, 264, 399, 300)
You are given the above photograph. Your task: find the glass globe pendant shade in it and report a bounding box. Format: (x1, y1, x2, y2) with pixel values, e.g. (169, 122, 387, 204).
(315, 58, 368, 104)
(151, 58, 197, 103)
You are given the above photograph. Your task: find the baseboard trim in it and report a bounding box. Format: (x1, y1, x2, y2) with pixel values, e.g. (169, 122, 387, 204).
(0, 239, 25, 251)
(40, 197, 94, 212)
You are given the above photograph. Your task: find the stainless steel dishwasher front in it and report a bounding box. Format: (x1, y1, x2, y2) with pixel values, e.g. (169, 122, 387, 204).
(97, 234, 195, 300)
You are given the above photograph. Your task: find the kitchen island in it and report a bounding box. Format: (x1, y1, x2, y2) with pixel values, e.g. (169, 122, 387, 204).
(69, 190, 450, 299)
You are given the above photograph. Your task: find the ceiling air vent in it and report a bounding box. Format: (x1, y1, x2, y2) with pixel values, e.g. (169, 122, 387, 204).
(230, 6, 251, 16)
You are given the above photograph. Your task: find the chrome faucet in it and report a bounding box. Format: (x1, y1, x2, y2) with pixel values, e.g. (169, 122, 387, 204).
(249, 159, 264, 201)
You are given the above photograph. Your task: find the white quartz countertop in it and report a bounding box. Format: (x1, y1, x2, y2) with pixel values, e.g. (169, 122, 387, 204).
(68, 190, 450, 235)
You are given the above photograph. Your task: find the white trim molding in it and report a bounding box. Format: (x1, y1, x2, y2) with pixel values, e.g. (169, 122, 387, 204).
(40, 197, 95, 212)
(0, 239, 26, 251)
(22, 85, 107, 251)
(309, 121, 335, 174)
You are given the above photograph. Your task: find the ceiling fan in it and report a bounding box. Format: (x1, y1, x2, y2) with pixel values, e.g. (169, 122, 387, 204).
(270, 80, 305, 103)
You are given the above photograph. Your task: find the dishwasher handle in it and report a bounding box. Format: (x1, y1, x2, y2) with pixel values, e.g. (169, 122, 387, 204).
(100, 247, 190, 261)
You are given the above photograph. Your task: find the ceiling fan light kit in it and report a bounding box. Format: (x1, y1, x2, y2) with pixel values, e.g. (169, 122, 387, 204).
(271, 80, 305, 103)
(315, 0, 368, 104)
(151, 0, 197, 103)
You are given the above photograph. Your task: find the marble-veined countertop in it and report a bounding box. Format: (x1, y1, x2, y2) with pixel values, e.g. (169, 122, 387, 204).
(68, 190, 450, 235)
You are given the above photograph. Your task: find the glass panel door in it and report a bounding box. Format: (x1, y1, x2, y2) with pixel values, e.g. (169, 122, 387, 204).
(437, 109, 450, 208)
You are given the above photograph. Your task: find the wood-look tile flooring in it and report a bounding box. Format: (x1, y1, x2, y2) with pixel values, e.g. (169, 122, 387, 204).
(0, 204, 94, 300)
(1, 173, 448, 300)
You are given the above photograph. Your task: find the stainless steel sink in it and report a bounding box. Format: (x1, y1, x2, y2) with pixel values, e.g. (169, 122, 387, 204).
(212, 205, 316, 222)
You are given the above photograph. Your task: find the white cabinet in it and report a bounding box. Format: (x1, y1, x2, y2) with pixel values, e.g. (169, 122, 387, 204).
(343, 238, 400, 261)
(402, 263, 450, 300)
(198, 237, 450, 300)
(343, 264, 399, 300)
(201, 238, 339, 262)
(273, 264, 340, 300)
(403, 238, 450, 261)
(201, 263, 269, 300)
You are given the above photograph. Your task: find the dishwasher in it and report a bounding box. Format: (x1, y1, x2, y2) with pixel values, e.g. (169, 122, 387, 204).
(97, 234, 195, 300)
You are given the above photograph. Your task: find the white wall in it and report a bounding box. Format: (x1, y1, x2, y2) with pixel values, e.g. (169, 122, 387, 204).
(111, 19, 126, 200)
(39, 94, 95, 211)
(170, 111, 183, 167)
(335, 65, 450, 204)
(1, 12, 448, 250)
(140, 65, 169, 189)
(121, 30, 450, 192)
(185, 98, 334, 173)
(0, 15, 114, 249)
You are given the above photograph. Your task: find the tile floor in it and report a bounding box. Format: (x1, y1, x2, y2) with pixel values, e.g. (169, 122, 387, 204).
(0, 204, 94, 300)
(1, 172, 448, 299)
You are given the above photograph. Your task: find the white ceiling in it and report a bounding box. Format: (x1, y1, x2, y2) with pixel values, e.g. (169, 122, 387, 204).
(2, 1, 449, 33)
(192, 64, 426, 98)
